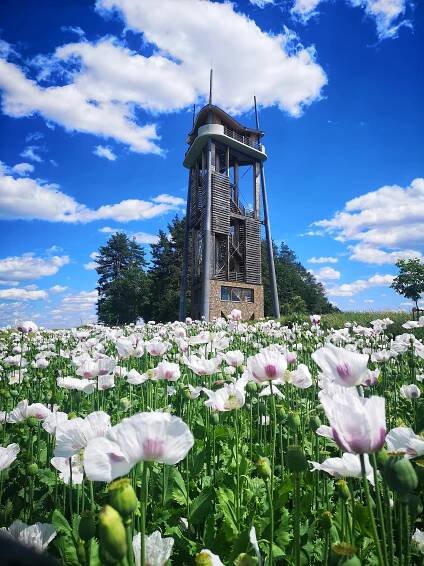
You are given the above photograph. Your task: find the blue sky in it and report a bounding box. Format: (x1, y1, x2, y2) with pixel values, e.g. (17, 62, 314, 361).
(0, 0, 423, 327)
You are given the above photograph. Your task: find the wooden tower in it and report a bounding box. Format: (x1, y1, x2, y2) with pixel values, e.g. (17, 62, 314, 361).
(179, 75, 280, 321)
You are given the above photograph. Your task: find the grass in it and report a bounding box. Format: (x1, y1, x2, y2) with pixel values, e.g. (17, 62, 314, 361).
(279, 310, 412, 336)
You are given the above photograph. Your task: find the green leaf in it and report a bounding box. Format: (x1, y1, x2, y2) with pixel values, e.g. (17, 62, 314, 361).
(171, 467, 189, 506)
(54, 533, 80, 566)
(189, 486, 214, 525)
(52, 509, 72, 536)
(217, 487, 238, 541)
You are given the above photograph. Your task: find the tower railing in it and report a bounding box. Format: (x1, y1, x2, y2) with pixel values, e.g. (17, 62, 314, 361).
(223, 127, 261, 149)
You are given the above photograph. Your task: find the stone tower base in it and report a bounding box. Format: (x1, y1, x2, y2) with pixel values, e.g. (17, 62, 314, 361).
(209, 279, 264, 321)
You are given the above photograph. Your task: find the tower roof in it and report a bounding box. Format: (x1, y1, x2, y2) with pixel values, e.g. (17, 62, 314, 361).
(188, 104, 264, 140)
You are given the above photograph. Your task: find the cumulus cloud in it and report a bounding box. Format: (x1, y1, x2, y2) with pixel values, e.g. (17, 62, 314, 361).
(249, 0, 275, 7)
(50, 284, 68, 293)
(313, 178, 424, 265)
(0, 1, 326, 155)
(327, 273, 394, 297)
(60, 290, 98, 313)
(12, 162, 34, 176)
(308, 256, 338, 264)
(310, 266, 341, 281)
(20, 146, 43, 163)
(93, 145, 117, 161)
(0, 287, 48, 301)
(0, 252, 69, 281)
(132, 231, 159, 245)
(291, 0, 412, 39)
(0, 166, 185, 223)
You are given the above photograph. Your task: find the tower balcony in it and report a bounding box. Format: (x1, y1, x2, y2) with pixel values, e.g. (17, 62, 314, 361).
(183, 123, 267, 168)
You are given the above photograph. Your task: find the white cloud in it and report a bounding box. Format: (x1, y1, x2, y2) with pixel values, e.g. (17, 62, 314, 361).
(20, 146, 43, 163)
(0, 252, 69, 281)
(0, 1, 326, 156)
(50, 284, 68, 293)
(349, 244, 423, 265)
(0, 287, 48, 301)
(310, 266, 341, 281)
(84, 262, 97, 271)
(60, 290, 98, 312)
(364, 299, 374, 303)
(0, 166, 185, 223)
(99, 226, 118, 233)
(249, 0, 275, 7)
(313, 178, 424, 265)
(94, 145, 117, 161)
(12, 162, 34, 176)
(308, 256, 338, 264)
(327, 273, 394, 297)
(291, 0, 412, 39)
(132, 231, 159, 245)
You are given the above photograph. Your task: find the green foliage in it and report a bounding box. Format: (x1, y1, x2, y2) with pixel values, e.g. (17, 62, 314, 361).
(391, 258, 424, 310)
(262, 241, 338, 317)
(96, 232, 150, 324)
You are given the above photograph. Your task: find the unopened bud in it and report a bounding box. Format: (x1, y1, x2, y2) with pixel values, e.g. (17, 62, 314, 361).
(256, 456, 272, 480)
(286, 445, 307, 473)
(195, 551, 214, 565)
(210, 412, 219, 425)
(27, 463, 38, 476)
(234, 553, 258, 565)
(108, 478, 138, 518)
(336, 480, 350, 501)
(287, 412, 301, 431)
(276, 405, 286, 421)
(319, 511, 332, 530)
(382, 455, 418, 497)
(79, 510, 96, 541)
(308, 415, 321, 432)
(26, 417, 39, 428)
(98, 505, 127, 560)
(332, 542, 357, 557)
(246, 382, 257, 394)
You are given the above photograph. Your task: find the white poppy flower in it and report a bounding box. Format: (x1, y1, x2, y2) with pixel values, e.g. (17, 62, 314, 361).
(132, 530, 174, 566)
(0, 443, 20, 471)
(7, 400, 51, 423)
(203, 379, 246, 411)
(412, 528, 424, 553)
(57, 376, 96, 394)
(154, 361, 180, 381)
(196, 549, 225, 565)
(246, 348, 287, 383)
(51, 454, 84, 485)
(386, 426, 424, 458)
(84, 412, 194, 482)
(291, 364, 313, 389)
(184, 354, 221, 376)
(126, 368, 149, 385)
(312, 343, 369, 387)
(42, 411, 69, 435)
(55, 411, 111, 458)
(146, 340, 170, 356)
(1, 520, 56, 550)
(98, 374, 115, 390)
(16, 321, 38, 333)
(223, 350, 244, 367)
(400, 384, 421, 399)
(310, 453, 374, 484)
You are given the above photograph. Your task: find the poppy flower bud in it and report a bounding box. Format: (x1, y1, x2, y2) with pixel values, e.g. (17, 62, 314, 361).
(286, 445, 307, 473)
(332, 542, 357, 558)
(376, 448, 389, 471)
(336, 480, 350, 501)
(319, 511, 332, 530)
(195, 551, 214, 565)
(79, 510, 96, 541)
(276, 405, 286, 421)
(210, 412, 219, 425)
(246, 381, 257, 394)
(108, 478, 138, 518)
(27, 463, 38, 476)
(287, 412, 301, 431)
(234, 553, 258, 565)
(98, 505, 127, 560)
(382, 455, 418, 497)
(183, 387, 192, 400)
(337, 556, 361, 566)
(27, 417, 39, 428)
(256, 456, 272, 480)
(309, 415, 321, 432)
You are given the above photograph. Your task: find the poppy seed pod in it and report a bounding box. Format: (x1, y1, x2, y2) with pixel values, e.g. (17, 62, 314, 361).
(98, 505, 127, 560)
(336, 479, 350, 501)
(256, 456, 272, 480)
(246, 381, 257, 394)
(108, 478, 138, 518)
(309, 415, 321, 432)
(234, 553, 258, 565)
(319, 511, 333, 530)
(382, 455, 418, 496)
(210, 412, 219, 425)
(79, 510, 96, 541)
(195, 551, 214, 565)
(286, 445, 308, 473)
(287, 412, 301, 431)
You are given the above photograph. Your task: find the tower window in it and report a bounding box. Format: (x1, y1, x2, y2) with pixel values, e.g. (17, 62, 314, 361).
(221, 286, 254, 303)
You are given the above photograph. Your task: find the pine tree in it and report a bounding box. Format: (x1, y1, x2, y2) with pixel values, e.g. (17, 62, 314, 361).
(96, 232, 149, 325)
(147, 216, 188, 322)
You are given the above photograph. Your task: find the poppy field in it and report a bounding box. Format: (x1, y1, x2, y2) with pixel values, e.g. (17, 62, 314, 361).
(1, 314, 424, 565)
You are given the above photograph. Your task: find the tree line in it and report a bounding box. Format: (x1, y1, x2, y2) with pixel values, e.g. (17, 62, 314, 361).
(95, 216, 337, 325)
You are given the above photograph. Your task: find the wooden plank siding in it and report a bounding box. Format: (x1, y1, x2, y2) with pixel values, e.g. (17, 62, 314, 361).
(245, 217, 261, 284)
(211, 172, 230, 234)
